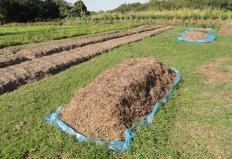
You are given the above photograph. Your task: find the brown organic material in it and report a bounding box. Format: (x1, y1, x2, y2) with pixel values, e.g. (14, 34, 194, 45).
(0, 55, 29, 68)
(183, 31, 208, 41)
(60, 58, 176, 140)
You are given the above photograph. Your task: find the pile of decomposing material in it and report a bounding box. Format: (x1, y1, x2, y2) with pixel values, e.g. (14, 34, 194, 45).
(60, 57, 177, 141)
(183, 29, 209, 41)
(177, 27, 216, 43)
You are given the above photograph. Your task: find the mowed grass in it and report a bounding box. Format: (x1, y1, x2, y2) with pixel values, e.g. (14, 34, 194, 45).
(0, 27, 232, 159)
(0, 22, 140, 48)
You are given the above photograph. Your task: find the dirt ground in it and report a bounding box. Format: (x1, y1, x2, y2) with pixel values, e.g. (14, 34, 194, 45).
(219, 22, 232, 36)
(60, 58, 176, 140)
(199, 58, 232, 85)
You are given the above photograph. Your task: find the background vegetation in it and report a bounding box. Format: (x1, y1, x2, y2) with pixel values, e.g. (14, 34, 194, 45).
(88, 0, 232, 25)
(114, 0, 232, 12)
(87, 8, 232, 27)
(0, 0, 89, 22)
(1, 0, 232, 24)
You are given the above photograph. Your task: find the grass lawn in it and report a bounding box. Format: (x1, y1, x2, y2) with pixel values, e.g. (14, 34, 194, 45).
(0, 26, 231, 159)
(0, 22, 140, 49)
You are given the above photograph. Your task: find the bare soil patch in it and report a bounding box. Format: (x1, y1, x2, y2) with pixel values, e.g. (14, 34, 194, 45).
(199, 58, 232, 85)
(60, 58, 176, 140)
(219, 22, 232, 36)
(183, 31, 208, 41)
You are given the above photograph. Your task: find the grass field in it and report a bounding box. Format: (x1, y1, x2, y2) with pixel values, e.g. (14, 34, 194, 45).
(0, 26, 232, 158)
(0, 22, 140, 48)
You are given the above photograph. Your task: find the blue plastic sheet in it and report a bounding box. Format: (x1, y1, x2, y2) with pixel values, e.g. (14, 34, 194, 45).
(45, 67, 181, 152)
(177, 28, 216, 43)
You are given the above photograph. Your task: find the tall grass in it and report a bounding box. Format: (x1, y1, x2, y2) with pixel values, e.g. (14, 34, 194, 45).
(86, 8, 232, 26)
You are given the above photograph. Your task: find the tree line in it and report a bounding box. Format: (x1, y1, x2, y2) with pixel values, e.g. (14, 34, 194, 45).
(114, 0, 232, 13)
(0, 0, 89, 23)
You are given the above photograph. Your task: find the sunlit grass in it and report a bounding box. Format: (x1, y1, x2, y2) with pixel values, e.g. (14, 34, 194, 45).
(0, 22, 141, 48)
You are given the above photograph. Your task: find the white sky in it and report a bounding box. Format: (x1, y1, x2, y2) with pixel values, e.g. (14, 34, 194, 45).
(66, 0, 149, 11)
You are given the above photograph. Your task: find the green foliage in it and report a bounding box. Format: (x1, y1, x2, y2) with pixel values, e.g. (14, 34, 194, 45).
(59, 2, 73, 18)
(0, 13, 4, 23)
(0, 0, 60, 22)
(70, 0, 89, 17)
(114, 2, 148, 13)
(113, 0, 232, 12)
(0, 0, 89, 22)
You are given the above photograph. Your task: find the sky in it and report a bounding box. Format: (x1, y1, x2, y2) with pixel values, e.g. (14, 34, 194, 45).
(67, 0, 149, 11)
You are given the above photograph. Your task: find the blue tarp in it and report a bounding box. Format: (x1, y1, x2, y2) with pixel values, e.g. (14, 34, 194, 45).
(45, 67, 181, 152)
(177, 28, 216, 43)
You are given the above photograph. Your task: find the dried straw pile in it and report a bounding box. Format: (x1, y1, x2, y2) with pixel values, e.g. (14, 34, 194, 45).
(183, 31, 208, 41)
(60, 58, 176, 140)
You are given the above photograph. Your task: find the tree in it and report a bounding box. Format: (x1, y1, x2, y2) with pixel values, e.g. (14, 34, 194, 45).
(0, 13, 4, 24)
(70, 0, 88, 17)
(41, 0, 60, 20)
(0, 0, 61, 22)
(54, 0, 73, 18)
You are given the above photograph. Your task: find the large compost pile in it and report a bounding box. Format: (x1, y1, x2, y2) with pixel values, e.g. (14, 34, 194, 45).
(60, 58, 176, 141)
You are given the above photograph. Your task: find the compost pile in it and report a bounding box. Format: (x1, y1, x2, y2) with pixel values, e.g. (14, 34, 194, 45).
(60, 58, 176, 141)
(183, 31, 208, 41)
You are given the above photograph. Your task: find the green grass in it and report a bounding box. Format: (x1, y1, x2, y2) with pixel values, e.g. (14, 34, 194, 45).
(0, 22, 141, 49)
(0, 27, 232, 159)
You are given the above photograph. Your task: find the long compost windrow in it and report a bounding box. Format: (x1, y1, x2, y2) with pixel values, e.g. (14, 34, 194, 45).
(0, 25, 162, 68)
(0, 26, 173, 94)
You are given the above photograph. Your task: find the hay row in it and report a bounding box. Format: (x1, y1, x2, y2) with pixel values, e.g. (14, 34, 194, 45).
(0, 55, 29, 68)
(0, 26, 173, 95)
(0, 25, 162, 68)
